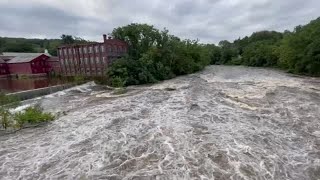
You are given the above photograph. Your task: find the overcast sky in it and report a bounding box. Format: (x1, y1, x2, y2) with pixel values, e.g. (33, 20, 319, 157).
(0, 0, 319, 44)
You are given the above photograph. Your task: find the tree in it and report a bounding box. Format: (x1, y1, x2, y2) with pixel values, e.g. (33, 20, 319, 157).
(108, 23, 212, 86)
(112, 23, 162, 60)
(242, 42, 278, 67)
(277, 17, 320, 75)
(61, 34, 75, 44)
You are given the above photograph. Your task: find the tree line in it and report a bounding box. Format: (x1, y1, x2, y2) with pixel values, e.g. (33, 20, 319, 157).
(107, 17, 320, 86)
(0, 35, 87, 56)
(212, 17, 320, 76)
(1, 17, 319, 87)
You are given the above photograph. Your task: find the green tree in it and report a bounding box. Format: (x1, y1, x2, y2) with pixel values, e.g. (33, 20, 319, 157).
(108, 24, 211, 86)
(61, 34, 75, 44)
(277, 17, 320, 75)
(242, 42, 278, 67)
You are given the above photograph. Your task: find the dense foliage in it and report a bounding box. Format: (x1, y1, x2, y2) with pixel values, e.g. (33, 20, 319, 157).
(108, 24, 211, 86)
(0, 34, 87, 56)
(0, 104, 54, 130)
(107, 18, 320, 87)
(14, 105, 55, 129)
(1, 18, 320, 83)
(0, 93, 54, 131)
(212, 18, 320, 76)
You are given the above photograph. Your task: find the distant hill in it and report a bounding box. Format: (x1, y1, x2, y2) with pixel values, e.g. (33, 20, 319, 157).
(0, 35, 88, 56)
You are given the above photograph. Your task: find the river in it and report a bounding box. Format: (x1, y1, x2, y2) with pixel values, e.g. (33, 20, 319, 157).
(0, 78, 66, 93)
(0, 66, 319, 179)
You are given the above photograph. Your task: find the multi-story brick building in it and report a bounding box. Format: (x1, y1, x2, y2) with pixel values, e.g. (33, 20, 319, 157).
(57, 34, 128, 76)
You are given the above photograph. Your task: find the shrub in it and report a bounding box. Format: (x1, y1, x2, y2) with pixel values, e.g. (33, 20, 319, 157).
(0, 93, 20, 107)
(0, 108, 12, 129)
(14, 105, 55, 129)
(73, 75, 85, 85)
(111, 76, 126, 88)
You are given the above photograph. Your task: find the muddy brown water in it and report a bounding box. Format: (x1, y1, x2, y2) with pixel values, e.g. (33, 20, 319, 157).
(0, 66, 319, 180)
(0, 78, 66, 93)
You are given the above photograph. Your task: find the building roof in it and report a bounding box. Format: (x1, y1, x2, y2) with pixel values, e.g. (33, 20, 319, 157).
(7, 54, 48, 64)
(0, 57, 5, 63)
(58, 42, 103, 48)
(1, 52, 52, 57)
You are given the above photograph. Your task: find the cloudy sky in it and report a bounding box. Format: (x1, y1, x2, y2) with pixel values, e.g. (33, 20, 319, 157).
(0, 0, 319, 44)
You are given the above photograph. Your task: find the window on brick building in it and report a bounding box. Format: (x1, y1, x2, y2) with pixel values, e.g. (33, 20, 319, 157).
(108, 45, 112, 52)
(101, 45, 105, 52)
(96, 57, 100, 64)
(91, 57, 95, 64)
(89, 47, 93, 53)
(95, 46, 99, 53)
(114, 45, 117, 52)
(69, 48, 72, 54)
(84, 47, 87, 54)
(64, 49, 67, 55)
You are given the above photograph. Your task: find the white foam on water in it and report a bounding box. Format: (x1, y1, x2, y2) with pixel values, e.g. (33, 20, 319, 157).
(0, 66, 319, 179)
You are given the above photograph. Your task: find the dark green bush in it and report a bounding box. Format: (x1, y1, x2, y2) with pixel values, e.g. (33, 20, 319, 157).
(0, 108, 11, 129)
(111, 76, 126, 88)
(14, 105, 55, 128)
(73, 75, 86, 85)
(0, 93, 20, 107)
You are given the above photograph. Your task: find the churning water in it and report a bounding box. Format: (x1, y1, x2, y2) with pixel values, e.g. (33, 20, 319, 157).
(0, 66, 319, 180)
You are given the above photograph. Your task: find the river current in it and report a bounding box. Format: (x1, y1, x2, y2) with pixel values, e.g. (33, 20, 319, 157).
(0, 66, 319, 180)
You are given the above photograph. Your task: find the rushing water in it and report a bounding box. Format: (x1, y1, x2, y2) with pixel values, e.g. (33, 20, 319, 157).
(0, 78, 66, 93)
(0, 66, 319, 180)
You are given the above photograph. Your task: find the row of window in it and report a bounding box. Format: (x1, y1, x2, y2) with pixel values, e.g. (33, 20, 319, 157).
(59, 44, 126, 57)
(61, 57, 107, 67)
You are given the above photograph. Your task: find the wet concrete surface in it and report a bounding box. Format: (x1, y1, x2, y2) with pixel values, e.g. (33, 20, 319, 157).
(0, 65, 319, 180)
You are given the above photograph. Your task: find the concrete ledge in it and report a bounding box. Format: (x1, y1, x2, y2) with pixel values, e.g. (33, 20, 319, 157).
(7, 83, 74, 100)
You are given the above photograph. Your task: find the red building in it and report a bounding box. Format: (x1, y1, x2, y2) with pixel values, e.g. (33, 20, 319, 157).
(0, 57, 10, 77)
(57, 34, 128, 76)
(7, 53, 50, 75)
(47, 57, 61, 74)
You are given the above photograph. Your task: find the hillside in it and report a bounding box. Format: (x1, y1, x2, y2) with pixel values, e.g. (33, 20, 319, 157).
(0, 35, 87, 56)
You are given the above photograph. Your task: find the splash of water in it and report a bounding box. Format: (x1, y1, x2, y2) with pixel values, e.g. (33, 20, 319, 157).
(0, 66, 319, 179)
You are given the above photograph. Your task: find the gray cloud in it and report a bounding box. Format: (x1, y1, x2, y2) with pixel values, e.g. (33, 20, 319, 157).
(0, 0, 319, 44)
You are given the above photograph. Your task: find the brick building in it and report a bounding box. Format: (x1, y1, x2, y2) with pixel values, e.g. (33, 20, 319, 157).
(0, 57, 10, 77)
(57, 34, 128, 76)
(0, 52, 58, 76)
(47, 56, 61, 74)
(7, 54, 50, 75)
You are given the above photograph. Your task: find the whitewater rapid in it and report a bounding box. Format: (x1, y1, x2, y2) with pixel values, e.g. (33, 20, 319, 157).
(0, 66, 319, 180)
